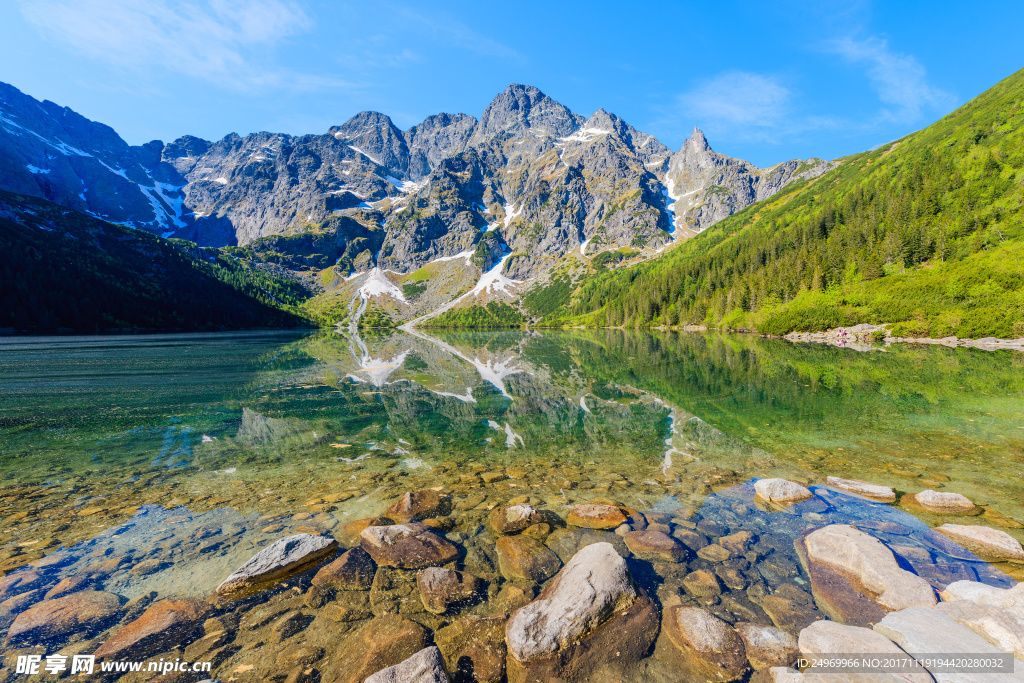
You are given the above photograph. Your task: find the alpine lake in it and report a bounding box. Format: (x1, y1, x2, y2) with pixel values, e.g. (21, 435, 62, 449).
(0, 329, 1022, 682)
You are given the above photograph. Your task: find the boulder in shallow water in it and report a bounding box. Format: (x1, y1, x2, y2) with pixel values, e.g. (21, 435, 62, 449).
(7, 591, 121, 645)
(754, 479, 813, 505)
(911, 490, 977, 514)
(797, 620, 932, 683)
(334, 614, 430, 683)
(489, 504, 546, 535)
(311, 547, 376, 590)
(94, 598, 211, 660)
(654, 606, 749, 681)
(940, 580, 1024, 609)
(365, 645, 449, 683)
(216, 534, 337, 597)
(505, 542, 658, 682)
(360, 523, 458, 569)
(417, 567, 481, 614)
(496, 535, 561, 583)
(566, 503, 627, 530)
(385, 490, 450, 523)
(934, 524, 1024, 562)
(826, 477, 897, 503)
(874, 606, 1014, 674)
(935, 599, 1024, 659)
(802, 525, 936, 612)
(624, 529, 688, 563)
(735, 622, 799, 670)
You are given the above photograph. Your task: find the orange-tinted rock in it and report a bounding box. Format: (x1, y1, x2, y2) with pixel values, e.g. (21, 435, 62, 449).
(311, 548, 376, 591)
(339, 517, 393, 546)
(566, 503, 627, 530)
(623, 529, 688, 563)
(654, 606, 748, 681)
(385, 490, 450, 523)
(489, 504, 542, 535)
(333, 614, 430, 683)
(495, 536, 561, 583)
(7, 591, 121, 645)
(435, 614, 508, 683)
(0, 571, 46, 602)
(43, 575, 95, 600)
(94, 598, 211, 660)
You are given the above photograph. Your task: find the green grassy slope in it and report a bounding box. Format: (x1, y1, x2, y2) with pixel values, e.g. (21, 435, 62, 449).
(552, 68, 1024, 339)
(0, 190, 311, 333)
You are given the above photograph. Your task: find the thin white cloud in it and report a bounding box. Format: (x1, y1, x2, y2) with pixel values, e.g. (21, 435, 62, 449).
(828, 36, 956, 122)
(679, 71, 791, 129)
(19, 0, 351, 92)
(390, 6, 522, 62)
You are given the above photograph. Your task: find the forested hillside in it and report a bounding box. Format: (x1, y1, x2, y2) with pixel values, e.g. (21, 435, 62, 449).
(0, 191, 310, 332)
(551, 68, 1024, 339)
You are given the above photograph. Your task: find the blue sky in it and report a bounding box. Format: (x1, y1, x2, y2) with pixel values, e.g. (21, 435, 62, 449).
(1, 0, 1021, 167)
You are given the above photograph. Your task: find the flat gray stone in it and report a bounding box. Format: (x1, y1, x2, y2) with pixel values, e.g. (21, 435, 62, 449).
(874, 607, 1023, 682)
(755, 478, 813, 504)
(365, 645, 449, 683)
(505, 541, 638, 661)
(935, 600, 1024, 660)
(913, 491, 976, 514)
(940, 582, 1024, 610)
(804, 525, 936, 611)
(216, 534, 337, 597)
(827, 477, 897, 503)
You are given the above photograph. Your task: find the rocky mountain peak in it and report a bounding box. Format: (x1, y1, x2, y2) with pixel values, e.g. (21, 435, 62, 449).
(328, 110, 409, 175)
(473, 83, 583, 143)
(686, 127, 711, 153)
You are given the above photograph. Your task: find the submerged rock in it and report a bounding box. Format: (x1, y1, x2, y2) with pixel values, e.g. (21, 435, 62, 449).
(435, 615, 507, 683)
(754, 479, 813, 505)
(216, 534, 337, 597)
(624, 529, 688, 562)
(7, 591, 121, 645)
(385, 490, 450, 523)
(94, 598, 211, 660)
(417, 567, 481, 614)
(654, 606, 748, 681)
(335, 615, 431, 683)
(934, 524, 1024, 562)
(801, 525, 936, 613)
(489, 504, 545, 535)
(826, 477, 897, 503)
(360, 523, 458, 569)
(496, 535, 561, 583)
(735, 622, 799, 670)
(365, 646, 449, 683)
(505, 542, 658, 682)
(566, 503, 627, 530)
(911, 490, 977, 514)
(311, 547, 376, 590)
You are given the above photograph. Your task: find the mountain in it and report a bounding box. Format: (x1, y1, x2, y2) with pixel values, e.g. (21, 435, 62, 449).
(0, 81, 831, 328)
(550, 68, 1024, 340)
(0, 189, 308, 332)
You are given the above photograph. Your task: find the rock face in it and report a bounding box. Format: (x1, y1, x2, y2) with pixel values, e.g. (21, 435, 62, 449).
(417, 567, 481, 614)
(566, 503, 627, 530)
(801, 525, 936, 613)
(7, 591, 121, 645)
(0, 80, 831, 298)
(505, 542, 658, 682)
(735, 622, 799, 670)
(654, 606, 749, 681)
(495, 535, 562, 583)
(754, 479, 813, 505)
(93, 599, 211, 660)
(933, 524, 1024, 562)
(216, 534, 337, 597)
(360, 523, 458, 569)
(365, 645, 450, 683)
(623, 529, 688, 563)
(385, 490, 450, 523)
(311, 547, 376, 591)
(912, 490, 977, 514)
(335, 614, 430, 683)
(826, 477, 897, 503)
